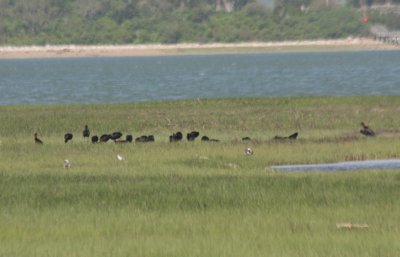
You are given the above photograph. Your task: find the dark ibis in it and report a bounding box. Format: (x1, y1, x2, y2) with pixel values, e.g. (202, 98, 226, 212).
(187, 131, 200, 141)
(135, 135, 147, 142)
(111, 132, 123, 141)
(64, 133, 73, 143)
(274, 132, 298, 140)
(83, 125, 90, 139)
(201, 135, 219, 142)
(91, 135, 99, 143)
(360, 122, 375, 136)
(126, 134, 133, 142)
(100, 134, 112, 142)
(135, 135, 154, 143)
(34, 133, 43, 144)
(288, 132, 298, 140)
(169, 132, 183, 142)
(201, 135, 210, 141)
(115, 134, 133, 143)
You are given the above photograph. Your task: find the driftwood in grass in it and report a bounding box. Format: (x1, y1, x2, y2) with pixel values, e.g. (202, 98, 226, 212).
(336, 223, 369, 229)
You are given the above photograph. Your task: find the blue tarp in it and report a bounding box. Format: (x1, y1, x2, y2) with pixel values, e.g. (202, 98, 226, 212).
(271, 159, 400, 172)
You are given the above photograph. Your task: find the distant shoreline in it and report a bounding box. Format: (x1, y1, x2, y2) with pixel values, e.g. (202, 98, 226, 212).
(0, 38, 399, 59)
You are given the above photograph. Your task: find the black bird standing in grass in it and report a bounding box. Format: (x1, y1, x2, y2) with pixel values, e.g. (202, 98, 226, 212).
(169, 131, 183, 142)
(115, 134, 133, 143)
(83, 125, 90, 140)
(126, 134, 133, 143)
(91, 135, 99, 143)
(135, 135, 155, 142)
(187, 131, 200, 141)
(201, 135, 210, 141)
(274, 132, 298, 140)
(100, 134, 112, 143)
(201, 135, 220, 142)
(360, 122, 375, 136)
(111, 132, 123, 142)
(288, 132, 298, 140)
(64, 133, 73, 143)
(34, 133, 43, 144)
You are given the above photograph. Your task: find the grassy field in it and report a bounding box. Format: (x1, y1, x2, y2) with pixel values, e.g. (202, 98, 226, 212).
(1, 96, 400, 257)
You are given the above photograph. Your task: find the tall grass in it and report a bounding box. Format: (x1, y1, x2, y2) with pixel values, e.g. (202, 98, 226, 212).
(1, 96, 400, 257)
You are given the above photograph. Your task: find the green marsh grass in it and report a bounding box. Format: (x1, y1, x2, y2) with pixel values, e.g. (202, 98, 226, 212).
(1, 96, 400, 256)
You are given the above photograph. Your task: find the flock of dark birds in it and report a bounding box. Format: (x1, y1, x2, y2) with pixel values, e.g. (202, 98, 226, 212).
(34, 125, 224, 145)
(33, 122, 375, 145)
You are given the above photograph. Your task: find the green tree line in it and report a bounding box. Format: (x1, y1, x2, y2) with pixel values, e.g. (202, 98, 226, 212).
(0, 0, 398, 45)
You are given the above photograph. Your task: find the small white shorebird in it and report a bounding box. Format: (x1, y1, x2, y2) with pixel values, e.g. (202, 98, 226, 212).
(64, 159, 71, 169)
(244, 147, 253, 156)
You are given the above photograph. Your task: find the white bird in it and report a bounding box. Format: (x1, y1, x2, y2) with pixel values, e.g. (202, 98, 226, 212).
(244, 147, 253, 156)
(64, 159, 71, 169)
(117, 154, 124, 161)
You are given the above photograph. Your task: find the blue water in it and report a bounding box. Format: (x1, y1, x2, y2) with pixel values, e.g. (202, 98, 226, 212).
(1, 51, 399, 105)
(272, 159, 400, 172)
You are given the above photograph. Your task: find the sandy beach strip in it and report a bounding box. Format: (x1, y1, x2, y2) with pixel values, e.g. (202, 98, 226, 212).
(0, 38, 399, 58)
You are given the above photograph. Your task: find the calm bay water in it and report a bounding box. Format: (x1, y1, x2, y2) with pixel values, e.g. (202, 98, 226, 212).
(1, 51, 399, 105)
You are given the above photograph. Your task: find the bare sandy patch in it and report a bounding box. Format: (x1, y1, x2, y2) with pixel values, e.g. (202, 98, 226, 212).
(0, 38, 399, 59)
